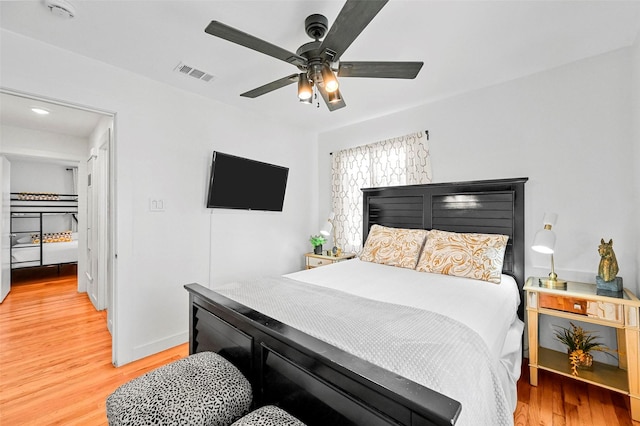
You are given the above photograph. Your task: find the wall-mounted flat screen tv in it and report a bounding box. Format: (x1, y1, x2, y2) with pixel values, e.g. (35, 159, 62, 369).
(206, 151, 289, 211)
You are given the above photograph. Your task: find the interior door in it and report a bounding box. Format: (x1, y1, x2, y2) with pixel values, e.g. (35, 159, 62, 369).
(1, 156, 11, 303)
(86, 153, 99, 309)
(96, 132, 109, 312)
(98, 132, 112, 330)
(86, 128, 109, 312)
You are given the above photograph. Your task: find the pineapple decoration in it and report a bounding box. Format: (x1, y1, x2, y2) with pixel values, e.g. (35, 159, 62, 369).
(553, 322, 612, 376)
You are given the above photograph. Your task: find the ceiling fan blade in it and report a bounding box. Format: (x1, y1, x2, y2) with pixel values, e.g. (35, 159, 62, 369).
(338, 61, 424, 79)
(240, 74, 299, 98)
(318, 86, 346, 112)
(319, 0, 388, 61)
(205, 21, 306, 67)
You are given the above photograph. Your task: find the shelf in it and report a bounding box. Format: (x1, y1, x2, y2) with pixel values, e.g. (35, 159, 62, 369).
(536, 347, 628, 394)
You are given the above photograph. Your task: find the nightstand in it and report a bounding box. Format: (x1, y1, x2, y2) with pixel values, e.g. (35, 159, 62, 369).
(304, 252, 356, 269)
(525, 276, 640, 421)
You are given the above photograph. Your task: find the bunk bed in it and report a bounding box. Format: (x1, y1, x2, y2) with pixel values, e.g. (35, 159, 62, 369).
(10, 192, 79, 272)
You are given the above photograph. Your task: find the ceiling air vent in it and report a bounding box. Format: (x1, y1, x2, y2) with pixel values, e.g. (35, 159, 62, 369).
(174, 62, 215, 82)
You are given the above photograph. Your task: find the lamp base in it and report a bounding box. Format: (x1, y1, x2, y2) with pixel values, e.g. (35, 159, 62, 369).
(538, 277, 567, 290)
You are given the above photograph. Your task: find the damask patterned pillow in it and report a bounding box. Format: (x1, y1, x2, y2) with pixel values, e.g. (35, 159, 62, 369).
(42, 231, 72, 243)
(359, 224, 429, 269)
(415, 229, 508, 284)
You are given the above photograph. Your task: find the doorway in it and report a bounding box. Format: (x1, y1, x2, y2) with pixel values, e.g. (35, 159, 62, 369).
(0, 89, 117, 361)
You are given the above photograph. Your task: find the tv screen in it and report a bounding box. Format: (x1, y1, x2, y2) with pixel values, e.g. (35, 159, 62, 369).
(206, 151, 289, 211)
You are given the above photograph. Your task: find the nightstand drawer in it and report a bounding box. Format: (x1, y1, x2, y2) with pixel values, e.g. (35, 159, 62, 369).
(307, 257, 331, 268)
(586, 301, 624, 324)
(539, 294, 624, 323)
(539, 294, 587, 315)
(304, 253, 356, 269)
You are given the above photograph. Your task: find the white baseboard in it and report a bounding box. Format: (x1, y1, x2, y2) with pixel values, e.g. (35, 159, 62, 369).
(131, 331, 188, 362)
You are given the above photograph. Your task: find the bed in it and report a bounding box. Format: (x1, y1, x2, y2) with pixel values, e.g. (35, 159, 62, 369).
(11, 238, 78, 268)
(10, 192, 79, 270)
(184, 177, 527, 426)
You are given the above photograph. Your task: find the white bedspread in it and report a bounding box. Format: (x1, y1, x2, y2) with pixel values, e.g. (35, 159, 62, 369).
(285, 259, 521, 361)
(285, 259, 523, 413)
(214, 275, 514, 426)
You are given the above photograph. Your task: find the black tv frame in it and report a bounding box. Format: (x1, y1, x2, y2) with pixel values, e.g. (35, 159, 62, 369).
(206, 151, 289, 212)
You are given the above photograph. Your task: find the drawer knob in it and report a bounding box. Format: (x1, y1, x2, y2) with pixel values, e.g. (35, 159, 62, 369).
(573, 303, 582, 310)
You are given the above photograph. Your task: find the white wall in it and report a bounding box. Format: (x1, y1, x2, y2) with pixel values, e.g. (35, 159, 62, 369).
(1, 29, 316, 366)
(319, 46, 638, 297)
(632, 31, 640, 297)
(9, 159, 76, 194)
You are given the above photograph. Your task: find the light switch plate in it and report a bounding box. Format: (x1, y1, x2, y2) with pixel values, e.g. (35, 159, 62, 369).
(149, 198, 165, 212)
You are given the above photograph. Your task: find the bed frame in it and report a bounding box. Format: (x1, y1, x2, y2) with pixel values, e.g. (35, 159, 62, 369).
(185, 177, 527, 426)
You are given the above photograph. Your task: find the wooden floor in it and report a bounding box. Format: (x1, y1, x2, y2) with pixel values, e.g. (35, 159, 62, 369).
(514, 358, 639, 426)
(0, 273, 637, 425)
(0, 273, 188, 425)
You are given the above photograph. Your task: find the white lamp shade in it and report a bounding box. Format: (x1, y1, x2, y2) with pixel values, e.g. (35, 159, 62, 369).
(320, 221, 332, 236)
(532, 228, 556, 254)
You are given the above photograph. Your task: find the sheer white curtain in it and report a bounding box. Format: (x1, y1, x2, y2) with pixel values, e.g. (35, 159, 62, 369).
(330, 130, 432, 253)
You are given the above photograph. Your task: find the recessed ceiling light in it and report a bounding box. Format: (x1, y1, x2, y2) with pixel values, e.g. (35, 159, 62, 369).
(31, 108, 50, 115)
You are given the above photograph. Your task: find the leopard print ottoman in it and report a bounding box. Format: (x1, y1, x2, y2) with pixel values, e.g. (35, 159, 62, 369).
(231, 405, 306, 426)
(106, 351, 252, 426)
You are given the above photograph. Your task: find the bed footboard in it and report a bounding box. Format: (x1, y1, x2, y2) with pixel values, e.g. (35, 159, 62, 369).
(185, 283, 461, 426)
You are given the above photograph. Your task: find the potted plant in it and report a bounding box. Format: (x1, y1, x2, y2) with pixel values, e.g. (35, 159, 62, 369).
(553, 322, 612, 376)
(309, 235, 327, 255)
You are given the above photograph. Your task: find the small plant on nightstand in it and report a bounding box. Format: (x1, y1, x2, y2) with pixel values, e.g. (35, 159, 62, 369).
(553, 322, 613, 376)
(309, 235, 327, 255)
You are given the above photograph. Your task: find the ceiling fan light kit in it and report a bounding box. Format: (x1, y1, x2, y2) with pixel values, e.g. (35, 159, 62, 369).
(204, 0, 423, 111)
(321, 65, 339, 93)
(327, 91, 342, 104)
(297, 74, 313, 100)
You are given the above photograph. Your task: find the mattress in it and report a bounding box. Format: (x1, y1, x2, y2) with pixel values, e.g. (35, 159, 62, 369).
(11, 240, 78, 267)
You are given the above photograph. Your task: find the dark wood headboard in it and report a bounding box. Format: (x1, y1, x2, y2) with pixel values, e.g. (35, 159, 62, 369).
(362, 177, 528, 320)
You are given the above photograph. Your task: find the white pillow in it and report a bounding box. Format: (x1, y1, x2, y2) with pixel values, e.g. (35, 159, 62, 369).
(16, 235, 32, 244)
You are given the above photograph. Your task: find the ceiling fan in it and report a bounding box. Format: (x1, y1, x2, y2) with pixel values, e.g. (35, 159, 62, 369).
(204, 0, 423, 111)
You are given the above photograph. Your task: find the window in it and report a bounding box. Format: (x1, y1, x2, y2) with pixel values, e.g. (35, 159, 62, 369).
(330, 130, 432, 252)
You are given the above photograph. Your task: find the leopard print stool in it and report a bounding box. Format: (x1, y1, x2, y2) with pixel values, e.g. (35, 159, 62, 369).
(232, 405, 306, 426)
(106, 351, 252, 426)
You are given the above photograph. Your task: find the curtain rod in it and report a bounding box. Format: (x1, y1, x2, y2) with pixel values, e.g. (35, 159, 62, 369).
(330, 130, 429, 155)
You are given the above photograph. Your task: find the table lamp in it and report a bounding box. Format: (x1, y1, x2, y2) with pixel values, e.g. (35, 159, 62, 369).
(320, 212, 339, 255)
(532, 212, 566, 288)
